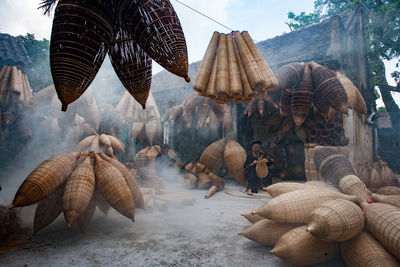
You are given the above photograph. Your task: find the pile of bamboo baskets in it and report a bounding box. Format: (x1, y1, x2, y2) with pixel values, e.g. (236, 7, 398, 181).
(49, 0, 189, 111)
(193, 31, 277, 103)
(240, 175, 400, 266)
(10, 151, 144, 233)
(116, 91, 161, 145)
(180, 162, 225, 199)
(0, 66, 32, 109)
(78, 134, 125, 158)
(161, 92, 233, 134)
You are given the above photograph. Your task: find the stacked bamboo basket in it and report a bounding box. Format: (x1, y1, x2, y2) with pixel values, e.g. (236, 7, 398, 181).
(161, 92, 233, 134)
(48, 0, 189, 111)
(193, 31, 277, 104)
(116, 91, 161, 145)
(10, 151, 144, 233)
(0, 66, 32, 108)
(240, 168, 400, 265)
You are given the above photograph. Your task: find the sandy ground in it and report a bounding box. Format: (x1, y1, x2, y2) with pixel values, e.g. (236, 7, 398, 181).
(0, 182, 345, 267)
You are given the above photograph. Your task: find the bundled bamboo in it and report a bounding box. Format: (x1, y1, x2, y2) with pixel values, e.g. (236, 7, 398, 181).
(292, 64, 313, 126)
(371, 193, 400, 208)
(93, 154, 135, 222)
(109, 29, 152, 108)
(199, 139, 226, 174)
(275, 62, 305, 90)
(376, 186, 400, 195)
(63, 156, 96, 227)
(361, 202, 400, 259)
(306, 199, 365, 242)
(11, 151, 81, 207)
(341, 231, 400, 267)
(118, 0, 189, 81)
(34, 184, 64, 234)
(239, 219, 301, 246)
(339, 175, 372, 202)
(254, 189, 358, 223)
(223, 139, 247, 184)
(270, 226, 339, 266)
(50, 0, 113, 111)
(310, 61, 348, 114)
(193, 32, 220, 94)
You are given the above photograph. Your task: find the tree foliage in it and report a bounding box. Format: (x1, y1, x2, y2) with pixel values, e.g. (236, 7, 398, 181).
(287, 0, 400, 118)
(17, 33, 53, 93)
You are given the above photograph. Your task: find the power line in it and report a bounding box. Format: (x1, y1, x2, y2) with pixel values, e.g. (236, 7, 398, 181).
(172, 0, 234, 32)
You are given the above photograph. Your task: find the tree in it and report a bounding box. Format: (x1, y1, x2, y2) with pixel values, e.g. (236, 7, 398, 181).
(287, 0, 400, 123)
(17, 33, 52, 93)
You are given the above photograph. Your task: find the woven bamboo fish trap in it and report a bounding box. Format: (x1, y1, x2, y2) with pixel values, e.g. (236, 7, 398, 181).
(280, 89, 293, 117)
(193, 32, 220, 94)
(34, 183, 64, 234)
(376, 186, 400, 195)
(336, 72, 357, 110)
(99, 153, 144, 210)
(354, 88, 368, 116)
(205, 52, 218, 100)
(361, 202, 400, 259)
(339, 175, 372, 202)
(215, 34, 229, 101)
(99, 134, 112, 147)
(275, 62, 305, 90)
(199, 139, 226, 174)
(241, 210, 266, 224)
(310, 61, 348, 114)
(254, 189, 358, 223)
(265, 181, 339, 198)
(117, 0, 189, 82)
(108, 135, 125, 153)
(292, 64, 313, 126)
(341, 231, 400, 267)
(369, 162, 382, 189)
(50, 0, 113, 111)
(77, 193, 97, 232)
(313, 146, 355, 184)
(270, 226, 339, 266)
(109, 29, 152, 109)
(233, 35, 254, 100)
(226, 34, 242, 98)
(380, 161, 400, 187)
(93, 154, 135, 222)
(11, 151, 81, 207)
(182, 173, 197, 190)
(372, 193, 400, 208)
(241, 31, 278, 91)
(256, 159, 269, 179)
(78, 135, 97, 151)
(94, 188, 110, 215)
(90, 135, 100, 152)
(197, 101, 211, 128)
(197, 173, 211, 189)
(63, 156, 96, 226)
(306, 199, 365, 242)
(239, 218, 301, 246)
(223, 139, 247, 184)
(313, 87, 330, 117)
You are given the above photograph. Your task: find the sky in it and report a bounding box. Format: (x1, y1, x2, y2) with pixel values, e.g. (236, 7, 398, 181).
(0, 0, 398, 107)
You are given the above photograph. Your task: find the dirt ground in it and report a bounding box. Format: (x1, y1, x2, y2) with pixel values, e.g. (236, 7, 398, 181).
(0, 181, 345, 267)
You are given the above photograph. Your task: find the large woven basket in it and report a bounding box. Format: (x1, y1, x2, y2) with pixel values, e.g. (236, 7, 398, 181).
(50, 0, 113, 111)
(361, 202, 400, 259)
(306, 199, 365, 242)
(279, 89, 292, 117)
(292, 64, 313, 126)
(223, 139, 247, 184)
(117, 0, 189, 81)
(341, 231, 400, 267)
(109, 29, 152, 109)
(275, 62, 305, 90)
(199, 138, 226, 174)
(270, 226, 339, 266)
(239, 218, 301, 246)
(339, 175, 372, 202)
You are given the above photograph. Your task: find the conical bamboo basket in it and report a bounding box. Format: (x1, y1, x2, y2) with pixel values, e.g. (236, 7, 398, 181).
(233, 35, 254, 100)
(292, 64, 312, 126)
(108, 135, 125, 152)
(63, 156, 96, 226)
(12, 151, 81, 207)
(280, 89, 292, 117)
(77, 193, 97, 232)
(275, 62, 305, 90)
(256, 159, 269, 179)
(199, 139, 226, 174)
(270, 226, 339, 266)
(34, 183, 65, 234)
(376, 186, 400, 195)
(371, 193, 400, 208)
(94, 188, 110, 215)
(99, 134, 112, 147)
(339, 175, 372, 202)
(239, 218, 301, 246)
(93, 154, 135, 222)
(254, 189, 359, 223)
(306, 199, 365, 242)
(341, 231, 400, 267)
(78, 135, 97, 151)
(197, 173, 211, 189)
(226, 33, 242, 98)
(193, 31, 220, 94)
(215, 34, 229, 101)
(361, 202, 400, 259)
(99, 153, 144, 210)
(241, 210, 266, 224)
(336, 72, 357, 110)
(145, 120, 159, 145)
(223, 139, 247, 184)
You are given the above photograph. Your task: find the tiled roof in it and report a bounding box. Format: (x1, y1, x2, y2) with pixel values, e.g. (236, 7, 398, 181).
(0, 33, 32, 66)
